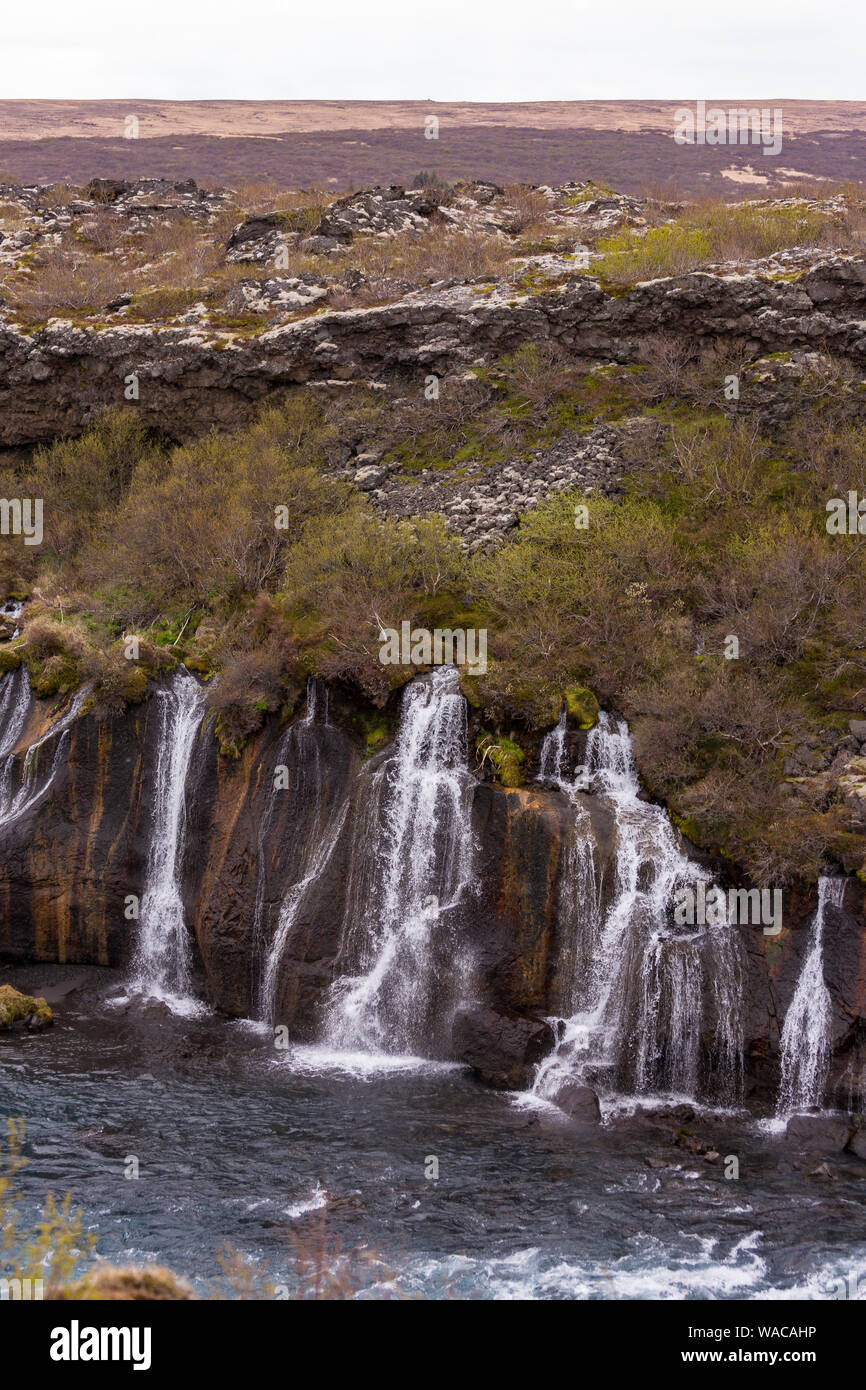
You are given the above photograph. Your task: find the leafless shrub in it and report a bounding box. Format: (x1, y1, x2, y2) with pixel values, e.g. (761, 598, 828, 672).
(503, 183, 552, 233)
(8, 245, 130, 315)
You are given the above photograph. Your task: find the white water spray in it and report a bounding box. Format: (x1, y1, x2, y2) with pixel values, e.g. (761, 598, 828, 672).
(777, 875, 846, 1114)
(323, 666, 475, 1056)
(0, 666, 30, 761)
(533, 711, 744, 1104)
(131, 670, 205, 1011)
(0, 679, 89, 830)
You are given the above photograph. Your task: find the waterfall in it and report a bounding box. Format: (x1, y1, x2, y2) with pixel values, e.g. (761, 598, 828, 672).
(0, 678, 88, 830)
(533, 711, 744, 1104)
(777, 875, 846, 1114)
(538, 710, 568, 787)
(0, 665, 31, 760)
(1, 599, 23, 638)
(322, 665, 475, 1057)
(130, 669, 204, 1010)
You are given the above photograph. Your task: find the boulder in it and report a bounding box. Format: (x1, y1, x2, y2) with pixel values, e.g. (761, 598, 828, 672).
(84, 178, 130, 204)
(547, 1079, 601, 1124)
(847, 1127, 866, 1161)
(451, 1005, 554, 1089)
(0, 983, 52, 1031)
(784, 1113, 854, 1153)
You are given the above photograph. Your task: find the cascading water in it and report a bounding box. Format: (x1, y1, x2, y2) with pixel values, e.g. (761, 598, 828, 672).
(0, 678, 88, 830)
(130, 669, 205, 1012)
(534, 711, 744, 1105)
(322, 665, 475, 1057)
(0, 665, 31, 761)
(538, 710, 568, 787)
(777, 875, 846, 1115)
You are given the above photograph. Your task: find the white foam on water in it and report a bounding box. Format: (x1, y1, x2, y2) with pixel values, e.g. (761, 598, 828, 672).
(286, 1044, 464, 1079)
(391, 1231, 769, 1300)
(284, 1182, 329, 1219)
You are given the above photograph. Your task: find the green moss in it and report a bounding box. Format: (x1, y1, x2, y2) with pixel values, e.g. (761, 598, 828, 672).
(184, 653, 214, 677)
(0, 646, 23, 672)
(27, 658, 80, 699)
(564, 685, 599, 729)
(0, 984, 52, 1029)
(214, 713, 246, 759)
(477, 732, 525, 787)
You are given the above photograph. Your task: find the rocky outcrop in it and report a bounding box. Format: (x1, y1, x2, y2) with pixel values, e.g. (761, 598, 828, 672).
(0, 981, 52, 1029)
(784, 1113, 855, 1153)
(451, 1004, 555, 1089)
(3, 261, 866, 447)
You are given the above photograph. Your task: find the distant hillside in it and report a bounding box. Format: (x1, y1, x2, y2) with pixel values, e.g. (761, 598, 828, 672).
(1, 100, 864, 195)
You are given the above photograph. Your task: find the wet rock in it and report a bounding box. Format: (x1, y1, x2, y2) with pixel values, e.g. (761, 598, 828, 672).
(807, 1162, 834, 1179)
(547, 1079, 601, 1123)
(0, 983, 53, 1030)
(847, 1127, 866, 1161)
(451, 1005, 554, 1089)
(785, 1113, 854, 1152)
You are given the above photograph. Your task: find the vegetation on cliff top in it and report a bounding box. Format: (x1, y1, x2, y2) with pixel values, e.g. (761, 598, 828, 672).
(0, 323, 864, 884)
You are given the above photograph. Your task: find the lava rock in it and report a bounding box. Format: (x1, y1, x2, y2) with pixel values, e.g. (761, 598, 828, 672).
(847, 1127, 866, 1161)
(451, 1005, 554, 1089)
(785, 1113, 854, 1152)
(547, 1079, 601, 1123)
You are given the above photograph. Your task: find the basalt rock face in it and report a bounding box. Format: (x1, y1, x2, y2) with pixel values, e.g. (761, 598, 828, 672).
(0, 681, 865, 1104)
(0, 687, 577, 1036)
(4, 263, 866, 447)
(0, 695, 151, 965)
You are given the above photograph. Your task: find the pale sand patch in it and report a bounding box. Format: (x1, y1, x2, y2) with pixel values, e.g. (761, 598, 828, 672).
(721, 166, 770, 185)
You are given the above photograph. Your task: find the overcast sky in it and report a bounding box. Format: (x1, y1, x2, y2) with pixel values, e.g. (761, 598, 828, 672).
(2, 0, 863, 100)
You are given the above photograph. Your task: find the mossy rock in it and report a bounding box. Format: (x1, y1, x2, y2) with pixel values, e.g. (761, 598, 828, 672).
(184, 653, 214, 678)
(364, 724, 389, 757)
(459, 672, 483, 709)
(349, 709, 391, 759)
(0, 646, 23, 672)
(49, 1264, 195, 1301)
(26, 656, 80, 699)
(563, 685, 599, 730)
(478, 733, 525, 788)
(669, 808, 707, 849)
(0, 984, 53, 1031)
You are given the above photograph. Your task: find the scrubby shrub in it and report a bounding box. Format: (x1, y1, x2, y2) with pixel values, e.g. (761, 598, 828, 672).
(280, 509, 467, 701)
(7, 244, 130, 316)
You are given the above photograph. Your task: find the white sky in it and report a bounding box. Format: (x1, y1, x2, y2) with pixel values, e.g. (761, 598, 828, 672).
(2, 0, 863, 101)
